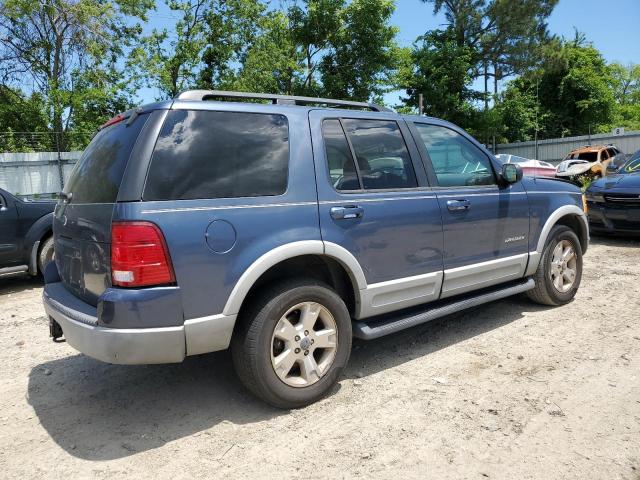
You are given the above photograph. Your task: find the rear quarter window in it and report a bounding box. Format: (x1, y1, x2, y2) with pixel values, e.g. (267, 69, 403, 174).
(144, 110, 289, 201)
(63, 114, 149, 204)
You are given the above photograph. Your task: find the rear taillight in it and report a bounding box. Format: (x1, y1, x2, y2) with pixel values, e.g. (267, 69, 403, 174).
(111, 221, 175, 288)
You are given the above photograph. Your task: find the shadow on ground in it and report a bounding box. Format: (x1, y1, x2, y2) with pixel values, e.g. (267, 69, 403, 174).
(28, 291, 548, 461)
(0, 273, 42, 296)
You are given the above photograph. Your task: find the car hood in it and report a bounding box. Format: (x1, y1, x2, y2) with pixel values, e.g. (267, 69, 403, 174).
(589, 172, 640, 192)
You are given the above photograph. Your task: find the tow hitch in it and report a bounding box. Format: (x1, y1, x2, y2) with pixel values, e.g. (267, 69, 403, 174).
(49, 318, 64, 342)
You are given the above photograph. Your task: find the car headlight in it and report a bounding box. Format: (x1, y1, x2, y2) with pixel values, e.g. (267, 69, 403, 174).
(584, 192, 604, 202)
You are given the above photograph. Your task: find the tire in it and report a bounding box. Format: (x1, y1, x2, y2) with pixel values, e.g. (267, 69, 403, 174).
(526, 225, 583, 306)
(38, 236, 55, 275)
(231, 278, 352, 409)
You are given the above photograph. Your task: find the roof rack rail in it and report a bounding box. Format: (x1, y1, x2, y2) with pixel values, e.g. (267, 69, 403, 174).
(174, 89, 394, 113)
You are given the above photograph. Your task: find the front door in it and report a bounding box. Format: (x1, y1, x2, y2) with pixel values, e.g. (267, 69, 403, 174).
(0, 190, 20, 267)
(309, 110, 444, 318)
(409, 121, 531, 298)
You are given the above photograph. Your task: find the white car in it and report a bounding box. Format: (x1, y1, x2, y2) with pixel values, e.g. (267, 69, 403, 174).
(495, 154, 556, 177)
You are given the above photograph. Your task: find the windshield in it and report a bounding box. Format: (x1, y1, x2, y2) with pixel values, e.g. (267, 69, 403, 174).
(620, 152, 640, 174)
(570, 152, 598, 162)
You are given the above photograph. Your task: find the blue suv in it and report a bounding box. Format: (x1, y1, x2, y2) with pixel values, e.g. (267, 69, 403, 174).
(44, 90, 589, 408)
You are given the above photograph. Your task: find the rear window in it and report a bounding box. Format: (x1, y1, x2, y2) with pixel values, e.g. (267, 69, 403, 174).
(144, 110, 289, 201)
(63, 114, 149, 203)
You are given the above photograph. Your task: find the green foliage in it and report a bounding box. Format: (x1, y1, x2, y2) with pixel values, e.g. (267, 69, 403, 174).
(399, 28, 479, 126)
(0, 0, 638, 153)
(320, 0, 400, 100)
(0, 0, 152, 147)
(497, 38, 619, 141)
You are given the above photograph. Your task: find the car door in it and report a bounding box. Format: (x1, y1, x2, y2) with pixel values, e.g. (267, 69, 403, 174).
(409, 121, 530, 299)
(0, 189, 20, 267)
(309, 110, 444, 318)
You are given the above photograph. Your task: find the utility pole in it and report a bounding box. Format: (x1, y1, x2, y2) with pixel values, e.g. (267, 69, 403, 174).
(55, 131, 65, 190)
(418, 93, 424, 116)
(535, 79, 539, 159)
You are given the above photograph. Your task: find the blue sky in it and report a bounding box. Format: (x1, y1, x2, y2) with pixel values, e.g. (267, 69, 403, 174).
(138, 0, 640, 104)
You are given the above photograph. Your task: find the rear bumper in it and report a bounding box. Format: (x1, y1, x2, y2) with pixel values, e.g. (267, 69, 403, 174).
(44, 282, 185, 364)
(43, 281, 236, 364)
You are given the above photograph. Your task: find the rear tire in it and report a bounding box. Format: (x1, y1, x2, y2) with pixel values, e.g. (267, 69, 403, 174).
(38, 236, 55, 275)
(527, 225, 583, 306)
(231, 279, 352, 409)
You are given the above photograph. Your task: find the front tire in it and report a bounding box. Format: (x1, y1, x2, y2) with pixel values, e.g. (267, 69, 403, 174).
(527, 225, 583, 306)
(231, 279, 352, 409)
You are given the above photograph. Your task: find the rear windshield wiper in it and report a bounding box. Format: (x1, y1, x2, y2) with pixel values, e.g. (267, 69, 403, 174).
(58, 191, 73, 203)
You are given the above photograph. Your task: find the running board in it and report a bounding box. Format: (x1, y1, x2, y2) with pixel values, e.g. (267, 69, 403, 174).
(0, 265, 29, 277)
(353, 278, 535, 340)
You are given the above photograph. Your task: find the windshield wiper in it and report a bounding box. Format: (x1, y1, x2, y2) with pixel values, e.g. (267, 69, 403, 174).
(58, 191, 73, 203)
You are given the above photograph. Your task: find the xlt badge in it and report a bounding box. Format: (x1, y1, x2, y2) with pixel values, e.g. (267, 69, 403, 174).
(505, 235, 526, 243)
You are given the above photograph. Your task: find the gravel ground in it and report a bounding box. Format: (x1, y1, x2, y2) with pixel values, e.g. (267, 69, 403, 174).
(0, 235, 638, 480)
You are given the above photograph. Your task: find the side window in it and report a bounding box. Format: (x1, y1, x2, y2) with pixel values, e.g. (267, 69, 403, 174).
(322, 119, 361, 191)
(601, 150, 609, 160)
(144, 110, 289, 201)
(414, 124, 496, 187)
(322, 119, 418, 191)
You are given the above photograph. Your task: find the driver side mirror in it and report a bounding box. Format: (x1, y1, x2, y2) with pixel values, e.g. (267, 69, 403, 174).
(500, 163, 523, 184)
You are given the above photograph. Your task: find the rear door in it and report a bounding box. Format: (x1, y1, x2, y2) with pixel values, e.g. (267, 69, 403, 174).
(409, 121, 530, 298)
(309, 110, 444, 318)
(53, 113, 150, 305)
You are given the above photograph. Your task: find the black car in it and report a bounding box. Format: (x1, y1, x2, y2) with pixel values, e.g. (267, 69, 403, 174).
(586, 151, 640, 235)
(0, 188, 55, 276)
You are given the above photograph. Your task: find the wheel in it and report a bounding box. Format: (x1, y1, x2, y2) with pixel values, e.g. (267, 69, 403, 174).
(231, 279, 352, 409)
(527, 225, 583, 306)
(38, 236, 55, 275)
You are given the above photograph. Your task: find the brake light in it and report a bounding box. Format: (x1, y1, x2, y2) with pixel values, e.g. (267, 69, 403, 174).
(111, 222, 175, 287)
(100, 114, 126, 130)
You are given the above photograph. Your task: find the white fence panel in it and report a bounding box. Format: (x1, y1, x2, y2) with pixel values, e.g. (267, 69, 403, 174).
(494, 130, 640, 164)
(0, 151, 81, 197)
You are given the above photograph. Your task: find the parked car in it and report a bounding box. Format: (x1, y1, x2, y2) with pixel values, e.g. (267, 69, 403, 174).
(606, 152, 630, 174)
(495, 154, 556, 177)
(0, 188, 55, 277)
(556, 144, 624, 182)
(585, 150, 640, 235)
(43, 90, 589, 408)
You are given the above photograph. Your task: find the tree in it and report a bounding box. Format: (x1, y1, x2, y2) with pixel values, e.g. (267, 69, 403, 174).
(419, 0, 557, 104)
(230, 10, 301, 94)
(607, 62, 640, 131)
(133, 0, 209, 99)
(321, 0, 400, 101)
(0, 86, 49, 151)
(398, 28, 478, 126)
(496, 37, 617, 140)
(232, 0, 401, 101)
(0, 0, 152, 146)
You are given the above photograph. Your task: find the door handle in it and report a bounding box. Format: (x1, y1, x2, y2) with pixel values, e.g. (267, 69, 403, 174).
(330, 205, 364, 220)
(446, 199, 470, 212)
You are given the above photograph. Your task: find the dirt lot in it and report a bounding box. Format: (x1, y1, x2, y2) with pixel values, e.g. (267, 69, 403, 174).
(0, 236, 638, 480)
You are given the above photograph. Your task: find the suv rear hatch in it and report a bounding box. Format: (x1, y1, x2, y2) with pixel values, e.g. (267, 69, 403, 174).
(53, 113, 149, 306)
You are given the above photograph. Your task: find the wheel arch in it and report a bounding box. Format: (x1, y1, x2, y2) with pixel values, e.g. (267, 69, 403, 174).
(535, 204, 589, 255)
(223, 241, 366, 318)
(25, 213, 54, 275)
